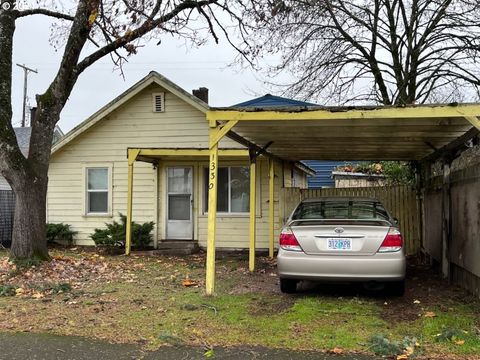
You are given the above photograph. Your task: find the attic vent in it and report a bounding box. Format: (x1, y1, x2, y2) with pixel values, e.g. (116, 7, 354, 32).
(152, 92, 165, 112)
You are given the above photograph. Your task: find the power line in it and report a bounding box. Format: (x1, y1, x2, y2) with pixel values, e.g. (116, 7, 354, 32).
(16, 64, 38, 127)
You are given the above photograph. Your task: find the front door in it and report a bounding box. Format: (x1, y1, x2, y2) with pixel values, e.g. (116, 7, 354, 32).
(166, 167, 193, 239)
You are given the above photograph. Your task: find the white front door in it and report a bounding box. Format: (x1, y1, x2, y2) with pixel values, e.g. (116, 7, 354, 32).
(166, 167, 193, 239)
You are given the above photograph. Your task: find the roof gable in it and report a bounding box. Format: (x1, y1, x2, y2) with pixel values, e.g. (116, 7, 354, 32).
(52, 72, 209, 154)
(233, 94, 318, 108)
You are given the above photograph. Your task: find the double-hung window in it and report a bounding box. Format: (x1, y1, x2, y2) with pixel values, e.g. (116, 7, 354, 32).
(203, 166, 249, 213)
(86, 168, 109, 214)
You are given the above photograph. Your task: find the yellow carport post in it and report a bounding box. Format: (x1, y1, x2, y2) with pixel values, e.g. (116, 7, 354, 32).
(205, 119, 238, 295)
(268, 158, 275, 258)
(125, 149, 140, 255)
(249, 151, 257, 272)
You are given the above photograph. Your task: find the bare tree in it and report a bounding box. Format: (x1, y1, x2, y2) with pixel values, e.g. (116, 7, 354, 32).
(0, 0, 244, 260)
(242, 0, 480, 105)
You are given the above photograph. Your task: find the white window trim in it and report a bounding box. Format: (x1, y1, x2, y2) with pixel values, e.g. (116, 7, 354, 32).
(152, 92, 165, 113)
(82, 163, 113, 217)
(200, 164, 261, 217)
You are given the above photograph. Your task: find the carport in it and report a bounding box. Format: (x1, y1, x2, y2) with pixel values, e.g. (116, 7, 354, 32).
(203, 104, 480, 295)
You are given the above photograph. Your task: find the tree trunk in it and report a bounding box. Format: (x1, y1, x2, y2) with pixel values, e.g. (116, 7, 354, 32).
(10, 171, 50, 260)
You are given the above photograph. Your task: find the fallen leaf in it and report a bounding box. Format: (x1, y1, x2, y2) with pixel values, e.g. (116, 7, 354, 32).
(330, 347, 344, 354)
(413, 299, 421, 304)
(424, 311, 436, 318)
(454, 339, 465, 345)
(182, 279, 198, 287)
(397, 355, 409, 360)
(31, 292, 44, 299)
(204, 348, 215, 358)
(404, 345, 414, 356)
(15, 288, 25, 296)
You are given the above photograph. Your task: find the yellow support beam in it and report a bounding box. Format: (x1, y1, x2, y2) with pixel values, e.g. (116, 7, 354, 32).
(464, 116, 480, 130)
(207, 104, 480, 122)
(249, 160, 257, 272)
(268, 159, 275, 258)
(135, 148, 248, 158)
(127, 148, 141, 165)
(204, 118, 241, 294)
(125, 149, 140, 256)
(209, 120, 239, 148)
(205, 128, 219, 295)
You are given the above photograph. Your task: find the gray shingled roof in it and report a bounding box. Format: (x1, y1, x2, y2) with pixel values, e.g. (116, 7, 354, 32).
(14, 127, 31, 157)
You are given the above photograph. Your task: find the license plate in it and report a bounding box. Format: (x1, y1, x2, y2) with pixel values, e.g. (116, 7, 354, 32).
(327, 238, 352, 250)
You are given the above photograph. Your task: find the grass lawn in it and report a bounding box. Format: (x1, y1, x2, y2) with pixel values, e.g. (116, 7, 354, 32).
(0, 248, 479, 359)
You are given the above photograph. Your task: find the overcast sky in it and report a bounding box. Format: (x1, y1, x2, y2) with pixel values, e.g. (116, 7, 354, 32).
(11, 9, 275, 132)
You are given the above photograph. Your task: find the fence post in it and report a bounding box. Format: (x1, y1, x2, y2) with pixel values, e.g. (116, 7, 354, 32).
(441, 161, 452, 281)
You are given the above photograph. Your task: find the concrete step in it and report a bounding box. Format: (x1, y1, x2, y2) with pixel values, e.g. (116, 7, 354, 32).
(154, 240, 200, 255)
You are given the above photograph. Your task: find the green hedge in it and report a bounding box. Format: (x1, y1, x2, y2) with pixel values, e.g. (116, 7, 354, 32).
(90, 214, 154, 250)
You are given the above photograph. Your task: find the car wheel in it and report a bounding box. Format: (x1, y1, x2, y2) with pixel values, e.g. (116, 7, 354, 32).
(280, 278, 297, 294)
(386, 280, 405, 297)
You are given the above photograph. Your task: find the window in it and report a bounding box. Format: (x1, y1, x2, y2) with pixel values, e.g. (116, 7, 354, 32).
(292, 200, 390, 221)
(86, 168, 109, 214)
(152, 92, 165, 112)
(203, 166, 250, 213)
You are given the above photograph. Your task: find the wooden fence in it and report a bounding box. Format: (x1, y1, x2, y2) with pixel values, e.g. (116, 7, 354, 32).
(279, 186, 422, 255)
(0, 190, 15, 246)
(424, 165, 480, 298)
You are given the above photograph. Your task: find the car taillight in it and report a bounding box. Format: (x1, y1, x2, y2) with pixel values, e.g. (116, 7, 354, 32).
(279, 227, 303, 252)
(378, 228, 403, 252)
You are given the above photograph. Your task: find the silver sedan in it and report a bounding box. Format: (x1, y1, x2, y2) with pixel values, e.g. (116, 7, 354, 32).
(277, 198, 406, 295)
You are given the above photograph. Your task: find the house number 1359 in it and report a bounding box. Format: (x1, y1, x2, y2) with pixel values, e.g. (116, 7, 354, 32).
(209, 156, 216, 189)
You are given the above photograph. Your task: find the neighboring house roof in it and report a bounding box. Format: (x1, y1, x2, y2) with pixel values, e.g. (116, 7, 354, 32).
(233, 94, 318, 108)
(52, 71, 209, 155)
(14, 127, 32, 157)
(302, 160, 351, 188)
(13, 126, 64, 158)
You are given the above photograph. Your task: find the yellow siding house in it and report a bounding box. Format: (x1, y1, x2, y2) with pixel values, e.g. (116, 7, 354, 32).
(48, 72, 310, 251)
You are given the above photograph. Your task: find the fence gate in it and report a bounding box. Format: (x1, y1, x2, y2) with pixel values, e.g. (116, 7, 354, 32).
(0, 190, 15, 246)
(279, 186, 422, 256)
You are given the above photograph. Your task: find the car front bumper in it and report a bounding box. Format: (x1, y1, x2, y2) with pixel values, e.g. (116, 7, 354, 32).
(277, 249, 406, 282)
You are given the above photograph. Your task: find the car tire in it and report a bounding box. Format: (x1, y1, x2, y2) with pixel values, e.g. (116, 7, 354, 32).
(280, 278, 297, 294)
(386, 280, 405, 297)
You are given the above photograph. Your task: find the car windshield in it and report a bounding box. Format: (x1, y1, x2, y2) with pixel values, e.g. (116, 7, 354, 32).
(291, 200, 390, 221)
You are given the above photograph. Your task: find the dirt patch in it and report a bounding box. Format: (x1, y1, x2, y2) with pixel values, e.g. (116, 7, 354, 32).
(380, 262, 479, 323)
(225, 256, 280, 295)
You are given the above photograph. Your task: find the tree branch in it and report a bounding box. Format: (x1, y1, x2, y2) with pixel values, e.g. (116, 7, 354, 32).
(75, 0, 218, 76)
(15, 8, 74, 21)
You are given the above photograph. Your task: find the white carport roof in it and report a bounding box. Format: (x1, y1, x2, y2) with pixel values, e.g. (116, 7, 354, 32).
(210, 103, 480, 161)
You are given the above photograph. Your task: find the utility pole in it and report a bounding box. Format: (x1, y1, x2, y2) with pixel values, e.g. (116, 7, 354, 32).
(16, 64, 38, 127)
